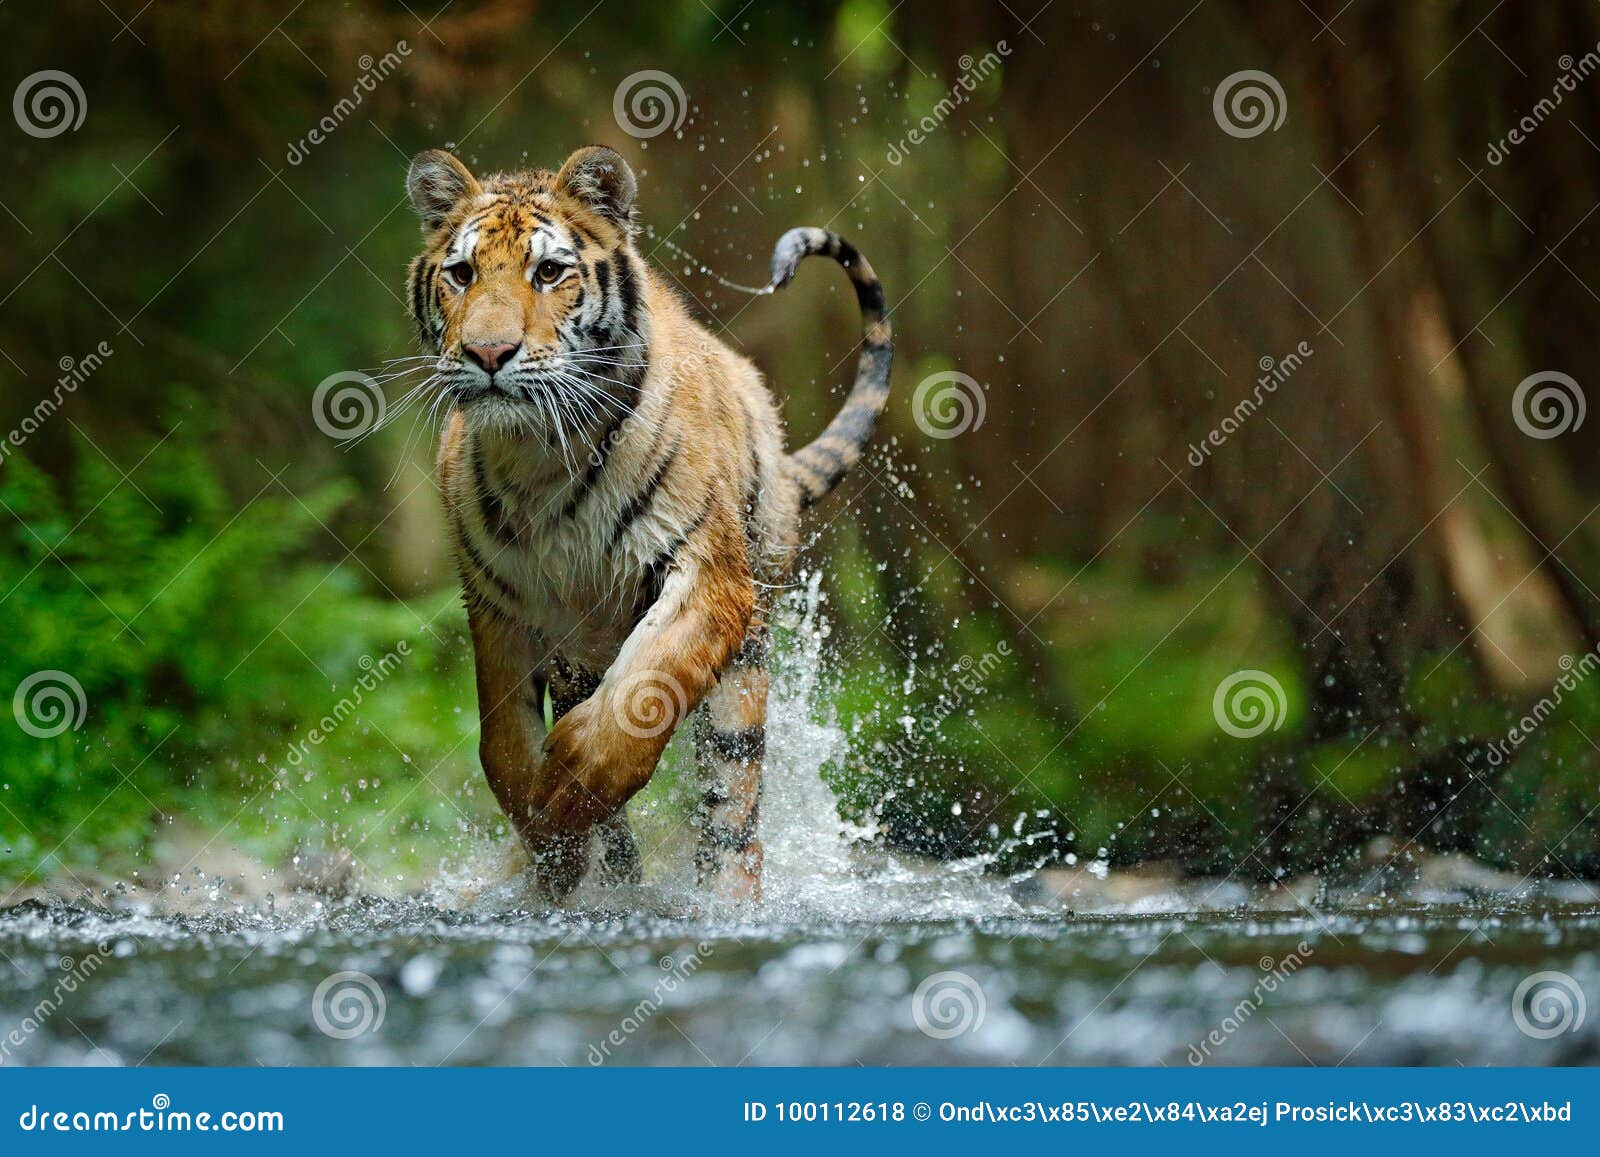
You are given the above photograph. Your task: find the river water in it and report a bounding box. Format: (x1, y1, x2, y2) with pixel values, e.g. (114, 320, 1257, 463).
(3, 881, 1599, 1065)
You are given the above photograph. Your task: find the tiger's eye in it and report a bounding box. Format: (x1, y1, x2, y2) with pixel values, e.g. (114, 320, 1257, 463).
(445, 261, 474, 288)
(535, 259, 564, 285)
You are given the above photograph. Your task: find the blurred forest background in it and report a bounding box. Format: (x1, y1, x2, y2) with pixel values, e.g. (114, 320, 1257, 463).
(5, 0, 1600, 891)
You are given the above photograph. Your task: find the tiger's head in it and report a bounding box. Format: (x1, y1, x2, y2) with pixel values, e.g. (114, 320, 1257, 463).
(404, 145, 649, 437)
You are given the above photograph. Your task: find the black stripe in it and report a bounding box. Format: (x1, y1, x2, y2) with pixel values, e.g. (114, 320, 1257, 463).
(853, 277, 886, 316)
(559, 411, 628, 520)
(636, 557, 671, 619)
(452, 513, 522, 606)
(408, 262, 426, 340)
(551, 659, 600, 717)
(794, 449, 849, 505)
(591, 256, 612, 304)
(828, 240, 886, 315)
(607, 441, 678, 551)
(829, 402, 880, 448)
(698, 799, 761, 855)
(427, 267, 442, 339)
(706, 726, 765, 762)
(463, 586, 518, 625)
(801, 440, 848, 476)
(473, 453, 516, 544)
(410, 261, 436, 344)
(636, 495, 712, 615)
(616, 254, 641, 329)
(858, 344, 893, 374)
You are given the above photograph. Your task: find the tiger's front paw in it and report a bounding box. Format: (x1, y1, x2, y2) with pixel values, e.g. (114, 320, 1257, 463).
(535, 699, 661, 833)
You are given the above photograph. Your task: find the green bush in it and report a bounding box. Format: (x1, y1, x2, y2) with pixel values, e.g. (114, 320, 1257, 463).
(0, 432, 482, 886)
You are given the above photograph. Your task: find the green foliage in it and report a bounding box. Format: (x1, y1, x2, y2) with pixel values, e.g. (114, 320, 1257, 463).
(832, 0, 897, 74)
(0, 433, 483, 885)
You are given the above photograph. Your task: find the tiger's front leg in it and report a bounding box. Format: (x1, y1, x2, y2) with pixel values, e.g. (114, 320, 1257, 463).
(527, 517, 754, 900)
(466, 604, 551, 854)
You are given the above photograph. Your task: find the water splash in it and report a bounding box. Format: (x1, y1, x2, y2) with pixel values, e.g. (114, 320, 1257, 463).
(750, 571, 1038, 923)
(644, 230, 776, 296)
(760, 570, 867, 906)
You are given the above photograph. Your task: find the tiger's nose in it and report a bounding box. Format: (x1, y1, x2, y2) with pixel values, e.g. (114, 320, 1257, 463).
(463, 341, 521, 374)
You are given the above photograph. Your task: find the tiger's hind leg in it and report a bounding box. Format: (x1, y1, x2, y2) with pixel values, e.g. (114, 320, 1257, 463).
(691, 630, 768, 903)
(549, 661, 642, 887)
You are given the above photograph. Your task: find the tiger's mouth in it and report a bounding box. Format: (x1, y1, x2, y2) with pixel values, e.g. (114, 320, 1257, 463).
(445, 355, 632, 455)
(452, 383, 534, 418)
(451, 387, 537, 435)
(442, 356, 523, 400)
(456, 379, 513, 398)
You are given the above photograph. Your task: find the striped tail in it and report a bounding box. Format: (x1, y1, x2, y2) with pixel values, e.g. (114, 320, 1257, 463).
(769, 227, 893, 507)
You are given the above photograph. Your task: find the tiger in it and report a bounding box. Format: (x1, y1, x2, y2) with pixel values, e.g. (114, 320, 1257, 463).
(402, 145, 893, 902)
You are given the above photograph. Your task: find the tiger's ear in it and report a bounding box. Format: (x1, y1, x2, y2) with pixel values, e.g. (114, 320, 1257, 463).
(555, 146, 637, 229)
(407, 150, 481, 233)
